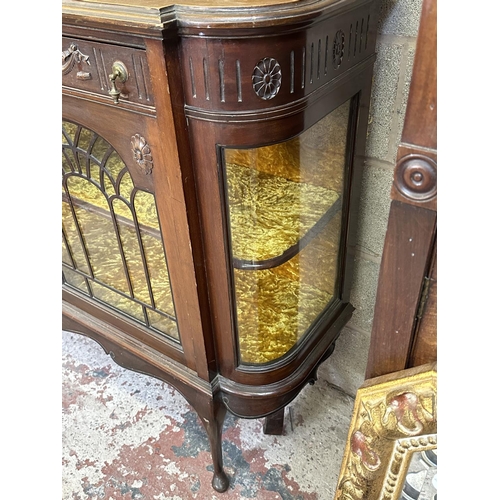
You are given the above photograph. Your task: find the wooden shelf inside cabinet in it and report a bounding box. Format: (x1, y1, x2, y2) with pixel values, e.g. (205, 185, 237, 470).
(62, 0, 380, 492)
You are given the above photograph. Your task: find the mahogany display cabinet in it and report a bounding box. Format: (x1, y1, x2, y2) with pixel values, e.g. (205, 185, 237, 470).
(62, 0, 379, 491)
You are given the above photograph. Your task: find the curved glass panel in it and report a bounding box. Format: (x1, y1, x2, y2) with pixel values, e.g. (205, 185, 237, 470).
(62, 120, 179, 342)
(222, 99, 351, 364)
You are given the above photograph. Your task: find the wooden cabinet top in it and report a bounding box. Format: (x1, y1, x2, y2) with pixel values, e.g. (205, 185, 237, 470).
(62, 0, 361, 32)
(65, 0, 298, 7)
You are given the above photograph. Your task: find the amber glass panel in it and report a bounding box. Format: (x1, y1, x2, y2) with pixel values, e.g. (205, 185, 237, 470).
(62, 120, 179, 342)
(62, 202, 90, 274)
(63, 267, 88, 293)
(223, 100, 351, 364)
(112, 198, 152, 304)
(134, 191, 176, 317)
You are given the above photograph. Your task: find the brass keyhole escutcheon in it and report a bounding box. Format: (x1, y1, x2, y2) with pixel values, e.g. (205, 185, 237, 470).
(108, 61, 128, 104)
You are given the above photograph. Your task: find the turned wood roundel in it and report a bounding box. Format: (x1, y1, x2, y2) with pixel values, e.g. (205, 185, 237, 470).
(395, 154, 437, 201)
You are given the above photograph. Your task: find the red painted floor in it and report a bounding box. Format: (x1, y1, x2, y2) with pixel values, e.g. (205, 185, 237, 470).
(62, 331, 354, 499)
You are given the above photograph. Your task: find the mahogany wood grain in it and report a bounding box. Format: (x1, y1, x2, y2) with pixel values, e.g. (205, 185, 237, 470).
(409, 240, 437, 368)
(400, 0, 436, 151)
(144, 38, 212, 380)
(63, 0, 378, 35)
(364, 201, 436, 378)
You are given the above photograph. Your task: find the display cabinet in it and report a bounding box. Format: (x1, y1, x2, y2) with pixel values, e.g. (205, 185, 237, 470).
(62, 0, 379, 491)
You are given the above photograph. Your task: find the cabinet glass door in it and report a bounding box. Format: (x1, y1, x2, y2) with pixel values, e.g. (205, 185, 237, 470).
(221, 99, 352, 364)
(62, 121, 180, 342)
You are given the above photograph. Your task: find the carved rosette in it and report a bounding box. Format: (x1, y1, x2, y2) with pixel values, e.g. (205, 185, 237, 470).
(131, 134, 153, 175)
(333, 30, 345, 69)
(252, 57, 282, 100)
(394, 154, 437, 201)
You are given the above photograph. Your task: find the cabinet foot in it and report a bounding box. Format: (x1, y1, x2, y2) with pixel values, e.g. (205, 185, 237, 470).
(263, 407, 285, 435)
(308, 341, 337, 385)
(212, 470, 230, 492)
(196, 396, 230, 492)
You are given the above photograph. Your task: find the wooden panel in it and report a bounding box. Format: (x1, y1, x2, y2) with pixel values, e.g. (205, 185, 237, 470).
(409, 241, 437, 367)
(143, 38, 211, 379)
(400, 0, 436, 150)
(179, 3, 376, 113)
(364, 201, 436, 379)
(62, 0, 379, 35)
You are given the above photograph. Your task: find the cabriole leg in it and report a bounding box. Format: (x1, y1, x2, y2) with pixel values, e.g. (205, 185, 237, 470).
(196, 397, 230, 492)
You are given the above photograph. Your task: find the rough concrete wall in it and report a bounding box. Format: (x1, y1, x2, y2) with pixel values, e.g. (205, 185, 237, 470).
(318, 0, 423, 397)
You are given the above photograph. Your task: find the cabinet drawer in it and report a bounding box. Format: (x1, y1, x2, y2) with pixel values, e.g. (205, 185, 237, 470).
(62, 37, 154, 107)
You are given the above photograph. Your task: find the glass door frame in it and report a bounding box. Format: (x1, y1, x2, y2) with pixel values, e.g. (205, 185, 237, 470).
(217, 94, 360, 368)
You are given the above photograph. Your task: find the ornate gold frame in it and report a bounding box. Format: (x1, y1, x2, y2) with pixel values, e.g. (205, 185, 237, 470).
(334, 362, 437, 500)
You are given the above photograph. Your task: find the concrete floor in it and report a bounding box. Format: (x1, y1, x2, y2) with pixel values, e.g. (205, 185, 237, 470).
(62, 330, 355, 500)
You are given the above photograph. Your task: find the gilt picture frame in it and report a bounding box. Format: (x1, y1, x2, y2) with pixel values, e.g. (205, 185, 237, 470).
(334, 362, 437, 500)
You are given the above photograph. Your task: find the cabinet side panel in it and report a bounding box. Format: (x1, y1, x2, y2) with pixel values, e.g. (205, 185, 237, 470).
(365, 201, 436, 379)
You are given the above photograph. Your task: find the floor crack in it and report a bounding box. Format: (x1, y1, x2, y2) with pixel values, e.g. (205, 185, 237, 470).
(323, 379, 356, 400)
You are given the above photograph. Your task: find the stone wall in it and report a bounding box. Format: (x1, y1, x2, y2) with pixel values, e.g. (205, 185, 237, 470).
(319, 0, 424, 397)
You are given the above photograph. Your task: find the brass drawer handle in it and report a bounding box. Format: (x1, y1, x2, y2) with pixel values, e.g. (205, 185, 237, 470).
(108, 61, 128, 104)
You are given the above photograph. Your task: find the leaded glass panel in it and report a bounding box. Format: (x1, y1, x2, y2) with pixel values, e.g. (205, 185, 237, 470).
(62, 120, 180, 342)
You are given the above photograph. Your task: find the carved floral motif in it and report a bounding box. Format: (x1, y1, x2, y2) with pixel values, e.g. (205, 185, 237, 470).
(252, 57, 282, 100)
(131, 134, 153, 174)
